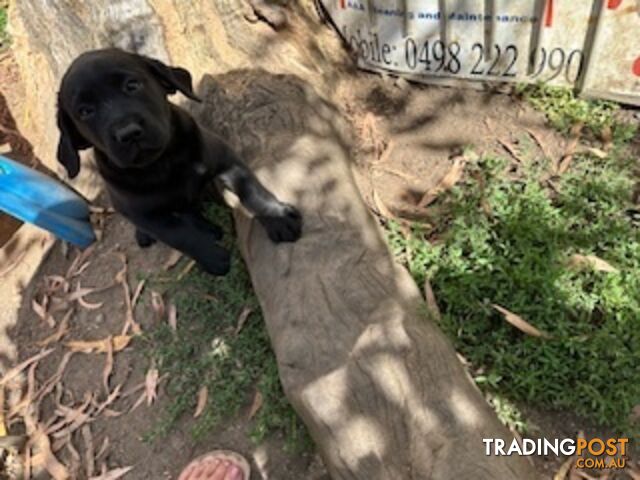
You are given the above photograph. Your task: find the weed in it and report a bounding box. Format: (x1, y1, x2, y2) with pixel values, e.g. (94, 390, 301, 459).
(488, 394, 529, 433)
(0, 3, 9, 50)
(386, 139, 640, 433)
(142, 203, 309, 450)
(516, 83, 637, 143)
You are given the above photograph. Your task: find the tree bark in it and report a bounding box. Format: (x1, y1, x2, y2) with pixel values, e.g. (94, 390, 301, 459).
(10, 1, 537, 479)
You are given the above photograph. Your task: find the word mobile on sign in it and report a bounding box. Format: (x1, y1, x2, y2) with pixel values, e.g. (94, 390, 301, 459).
(320, 0, 640, 106)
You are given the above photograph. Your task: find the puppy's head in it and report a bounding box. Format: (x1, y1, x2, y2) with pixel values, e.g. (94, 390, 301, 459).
(56, 48, 201, 177)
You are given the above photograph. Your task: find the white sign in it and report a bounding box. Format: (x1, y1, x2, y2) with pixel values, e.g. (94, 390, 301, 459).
(319, 0, 640, 105)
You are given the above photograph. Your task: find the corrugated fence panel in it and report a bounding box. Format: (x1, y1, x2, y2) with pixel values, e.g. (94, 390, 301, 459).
(581, 0, 640, 104)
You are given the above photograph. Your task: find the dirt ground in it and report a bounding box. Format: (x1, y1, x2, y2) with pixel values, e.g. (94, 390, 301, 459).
(0, 47, 637, 479)
(11, 212, 327, 480)
(338, 75, 566, 219)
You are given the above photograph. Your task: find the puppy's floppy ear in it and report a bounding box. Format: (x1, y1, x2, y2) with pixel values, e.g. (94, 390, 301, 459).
(140, 56, 202, 102)
(56, 100, 91, 179)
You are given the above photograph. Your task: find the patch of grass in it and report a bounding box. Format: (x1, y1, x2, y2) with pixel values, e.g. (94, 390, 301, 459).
(385, 123, 640, 433)
(0, 3, 9, 51)
(142, 203, 309, 450)
(517, 83, 636, 143)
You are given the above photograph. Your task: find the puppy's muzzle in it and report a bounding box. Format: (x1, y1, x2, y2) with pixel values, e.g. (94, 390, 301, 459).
(112, 119, 144, 145)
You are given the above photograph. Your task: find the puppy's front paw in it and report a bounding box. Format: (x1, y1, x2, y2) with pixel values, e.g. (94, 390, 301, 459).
(259, 204, 303, 243)
(199, 244, 231, 276)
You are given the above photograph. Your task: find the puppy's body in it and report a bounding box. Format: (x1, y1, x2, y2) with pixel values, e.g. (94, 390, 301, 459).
(57, 49, 302, 275)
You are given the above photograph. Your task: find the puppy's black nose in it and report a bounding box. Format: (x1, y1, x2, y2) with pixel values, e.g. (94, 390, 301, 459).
(113, 122, 143, 144)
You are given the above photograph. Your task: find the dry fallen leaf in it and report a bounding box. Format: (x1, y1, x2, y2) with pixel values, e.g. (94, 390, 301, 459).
(73, 261, 92, 278)
(37, 309, 73, 347)
(418, 156, 466, 208)
(25, 424, 70, 480)
(29, 425, 70, 480)
(573, 472, 598, 480)
(68, 284, 103, 310)
(372, 165, 416, 183)
(129, 391, 146, 414)
(6, 362, 40, 428)
(102, 408, 124, 418)
(163, 250, 183, 270)
(65, 437, 82, 478)
(32, 298, 55, 328)
(526, 128, 552, 159)
(553, 456, 576, 480)
(492, 304, 551, 338)
(234, 306, 253, 335)
(557, 123, 584, 175)
(167, 303, 177, 332)
(145, 368, 159, 406)
(44, 275, 69, 295)
(131, 280, 146, 309)
(120, 381, 146, 400)
(568, 254, 618, 273)
(22, 352, 74, 419)
(96, 436, 110, 461)
(423, 279, 441, 321)
(93, 384, 122, 418)
(177, 260, 196, 281)
(49, 393, 93, 439)
(374, 139, 394, 164)
(600, 124, 613, 150)
(497, 138, 525, 163)
(82, 425, 95, 478)
(89, 466, 134, 480)
(584, 147, 607, 159)
(77, 294, 104, 311)
(0, 349, 54, 388)
(0, 390, 5, 437)
(626, 466, 640, 480)
(247, 390, 263, 420)
(65, 335, 131, 354)
(115, 253, 142, 336)
(66, 246, 95, 279)
(372, 189, 395, 219)
(26, 361, 37, 411)
(194, 386, 208, 418)
(151, 291, 165, 320)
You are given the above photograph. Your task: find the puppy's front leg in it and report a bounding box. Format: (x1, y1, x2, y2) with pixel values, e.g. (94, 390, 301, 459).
(130, 212, 230, 275)
(182, 211, 224, 240)
(215, 161, 302, 243)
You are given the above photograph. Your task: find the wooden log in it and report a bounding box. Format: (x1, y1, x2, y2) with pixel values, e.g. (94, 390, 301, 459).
(10, 1, 537, 478)
(192, 70, 537, 480)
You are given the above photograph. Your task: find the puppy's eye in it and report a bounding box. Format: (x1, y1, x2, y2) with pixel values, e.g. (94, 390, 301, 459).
(77, 105, 95, 120)
(124, 79, 142, 93)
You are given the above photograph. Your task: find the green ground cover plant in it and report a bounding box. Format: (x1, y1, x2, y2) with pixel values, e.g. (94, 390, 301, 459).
(143, 204, 308, 449)
(386, 86, 639, 433)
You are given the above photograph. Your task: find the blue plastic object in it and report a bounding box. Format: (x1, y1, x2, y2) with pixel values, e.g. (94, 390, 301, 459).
(0, 155, 95, 248)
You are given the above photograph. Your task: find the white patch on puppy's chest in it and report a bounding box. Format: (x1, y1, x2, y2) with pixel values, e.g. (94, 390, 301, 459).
(194, 162, 207, 175)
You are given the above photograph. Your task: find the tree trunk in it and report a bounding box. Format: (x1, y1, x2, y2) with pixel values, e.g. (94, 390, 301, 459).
(10, 1, 537, 479)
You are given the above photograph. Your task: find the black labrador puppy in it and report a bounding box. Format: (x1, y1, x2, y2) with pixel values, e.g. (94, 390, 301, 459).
(56, 48, 302, 275)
